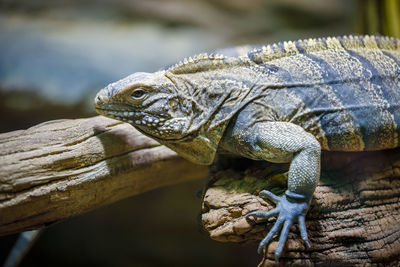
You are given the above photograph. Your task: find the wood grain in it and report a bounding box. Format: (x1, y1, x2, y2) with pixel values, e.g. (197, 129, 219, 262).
(0, 116, 207, 235)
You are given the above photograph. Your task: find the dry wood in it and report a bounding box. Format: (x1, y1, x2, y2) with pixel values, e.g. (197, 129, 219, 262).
(0, 116, 207, 236)
(202, 150, 400, 266)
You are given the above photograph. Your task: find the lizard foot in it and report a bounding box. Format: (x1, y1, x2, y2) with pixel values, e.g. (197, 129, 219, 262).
(246, 190, 311, 261)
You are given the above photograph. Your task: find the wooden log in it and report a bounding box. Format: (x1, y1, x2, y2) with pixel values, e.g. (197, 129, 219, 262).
(202, 150, 400, 265)
(2, 115, 400, 264)
(0, 116, 208, 236)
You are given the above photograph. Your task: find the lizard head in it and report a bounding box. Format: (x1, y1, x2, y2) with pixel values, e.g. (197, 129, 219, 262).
(94, 53, 252, 165)
(94, 71, 194, 140)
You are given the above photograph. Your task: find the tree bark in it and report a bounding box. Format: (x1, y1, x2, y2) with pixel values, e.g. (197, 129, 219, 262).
(0, 116, 207, 236)
(202, 150, 400, 265)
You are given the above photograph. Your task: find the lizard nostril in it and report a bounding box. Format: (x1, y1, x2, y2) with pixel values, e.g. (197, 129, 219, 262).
(95, 94, 104, 106)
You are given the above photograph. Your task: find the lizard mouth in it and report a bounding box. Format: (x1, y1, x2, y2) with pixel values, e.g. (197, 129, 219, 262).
(95, 107, 168, 129)
(95, 107, 141, 123)
(95, 107, 194, 142)
(95, 108, 138, 117)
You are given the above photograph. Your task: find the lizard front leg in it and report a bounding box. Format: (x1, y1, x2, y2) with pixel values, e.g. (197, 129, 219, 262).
(242, 122, 321, 261)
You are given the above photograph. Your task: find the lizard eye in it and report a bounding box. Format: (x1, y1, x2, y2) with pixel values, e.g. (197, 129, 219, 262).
(131, 89, 146, 99)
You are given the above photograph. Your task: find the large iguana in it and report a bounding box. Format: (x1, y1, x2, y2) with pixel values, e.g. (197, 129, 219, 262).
(94, 35, 400, 261)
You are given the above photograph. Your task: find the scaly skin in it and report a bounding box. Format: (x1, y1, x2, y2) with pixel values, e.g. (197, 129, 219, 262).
(94, 35, 400, 261)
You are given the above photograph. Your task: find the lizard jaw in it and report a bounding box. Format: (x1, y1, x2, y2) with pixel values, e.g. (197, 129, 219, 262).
(96, 107, 189, 140)
(95, 107, 166, 126)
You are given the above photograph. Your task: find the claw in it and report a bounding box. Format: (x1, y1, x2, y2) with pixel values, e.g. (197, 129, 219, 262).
(257, 217, 284, 254)
(248, 190, 311, 261)
(259, 190, 281, 204)
(246, 208, 279, 222)
(275, 219, 293, 261)
(298, 215, 311, 248)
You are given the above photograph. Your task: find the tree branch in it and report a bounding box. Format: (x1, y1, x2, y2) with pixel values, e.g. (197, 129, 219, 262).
(0, 116, 207, 236)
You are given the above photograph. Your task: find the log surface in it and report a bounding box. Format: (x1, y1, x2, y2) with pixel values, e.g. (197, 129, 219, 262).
(2, 116, 400, 265)
(0, 116, 207, 235)
(202, 150, 400, 266)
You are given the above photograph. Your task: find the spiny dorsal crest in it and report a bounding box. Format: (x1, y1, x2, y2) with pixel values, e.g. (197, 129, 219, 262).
(247, 35, 400, 65)
(166, 53, 236, 74)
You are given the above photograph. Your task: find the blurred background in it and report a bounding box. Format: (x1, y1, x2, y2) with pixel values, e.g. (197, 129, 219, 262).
(0, 0, 399, 266)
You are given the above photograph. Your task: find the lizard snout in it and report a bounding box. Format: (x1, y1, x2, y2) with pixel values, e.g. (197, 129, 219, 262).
(94, 91, 108, 108)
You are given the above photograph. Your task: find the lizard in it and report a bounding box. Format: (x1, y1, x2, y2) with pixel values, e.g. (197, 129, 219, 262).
(94, 35, 400, 261)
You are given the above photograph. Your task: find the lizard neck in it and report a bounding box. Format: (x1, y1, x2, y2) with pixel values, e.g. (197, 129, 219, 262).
(159, 120, 230, 165)
(160, 67, 272, 165)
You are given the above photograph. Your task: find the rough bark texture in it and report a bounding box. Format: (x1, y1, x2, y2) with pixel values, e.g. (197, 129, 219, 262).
(202, 150, 400, 266)
(0, 116, 208, 236)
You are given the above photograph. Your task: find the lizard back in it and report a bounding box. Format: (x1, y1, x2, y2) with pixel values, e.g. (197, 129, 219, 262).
(242, 36, 400, 151)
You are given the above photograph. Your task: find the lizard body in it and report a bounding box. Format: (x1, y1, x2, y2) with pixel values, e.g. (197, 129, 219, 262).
(94, 35, 400, 261)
